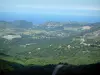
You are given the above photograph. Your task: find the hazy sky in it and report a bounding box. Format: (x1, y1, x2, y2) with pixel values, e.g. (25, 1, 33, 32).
(0, 0, 100, 16)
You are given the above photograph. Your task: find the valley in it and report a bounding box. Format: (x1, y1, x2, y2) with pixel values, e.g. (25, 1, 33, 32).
(0, 21, 100, 65)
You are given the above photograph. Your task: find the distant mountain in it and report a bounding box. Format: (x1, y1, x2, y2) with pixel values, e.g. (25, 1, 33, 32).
(0, 21, 13, 29)
(42, 21, 87, 27)
(80, 22, 100, 39)
(0, 20, 33, 29)
(63, 21, 87, 27)
(86, 22, 100, 32)
(12, 20, 33, 29)
(39, 21, 88, 31)
(88, 22, 100, 32)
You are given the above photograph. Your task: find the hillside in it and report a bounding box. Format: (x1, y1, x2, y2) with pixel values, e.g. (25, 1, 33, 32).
(0, 20, 33, 29)
(0, 21, 100, 66)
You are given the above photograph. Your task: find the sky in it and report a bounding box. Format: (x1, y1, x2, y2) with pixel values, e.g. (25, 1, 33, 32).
(0, 0, 100, 23)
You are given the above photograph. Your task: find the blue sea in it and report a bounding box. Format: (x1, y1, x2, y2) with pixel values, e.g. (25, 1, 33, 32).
(0, 12, 100, 24)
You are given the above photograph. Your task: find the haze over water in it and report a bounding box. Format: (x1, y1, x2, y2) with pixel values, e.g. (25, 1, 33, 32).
(0, 0, 100, 23)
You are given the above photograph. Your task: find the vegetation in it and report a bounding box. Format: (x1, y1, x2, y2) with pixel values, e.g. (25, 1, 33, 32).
(0, 21, 100, 66)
